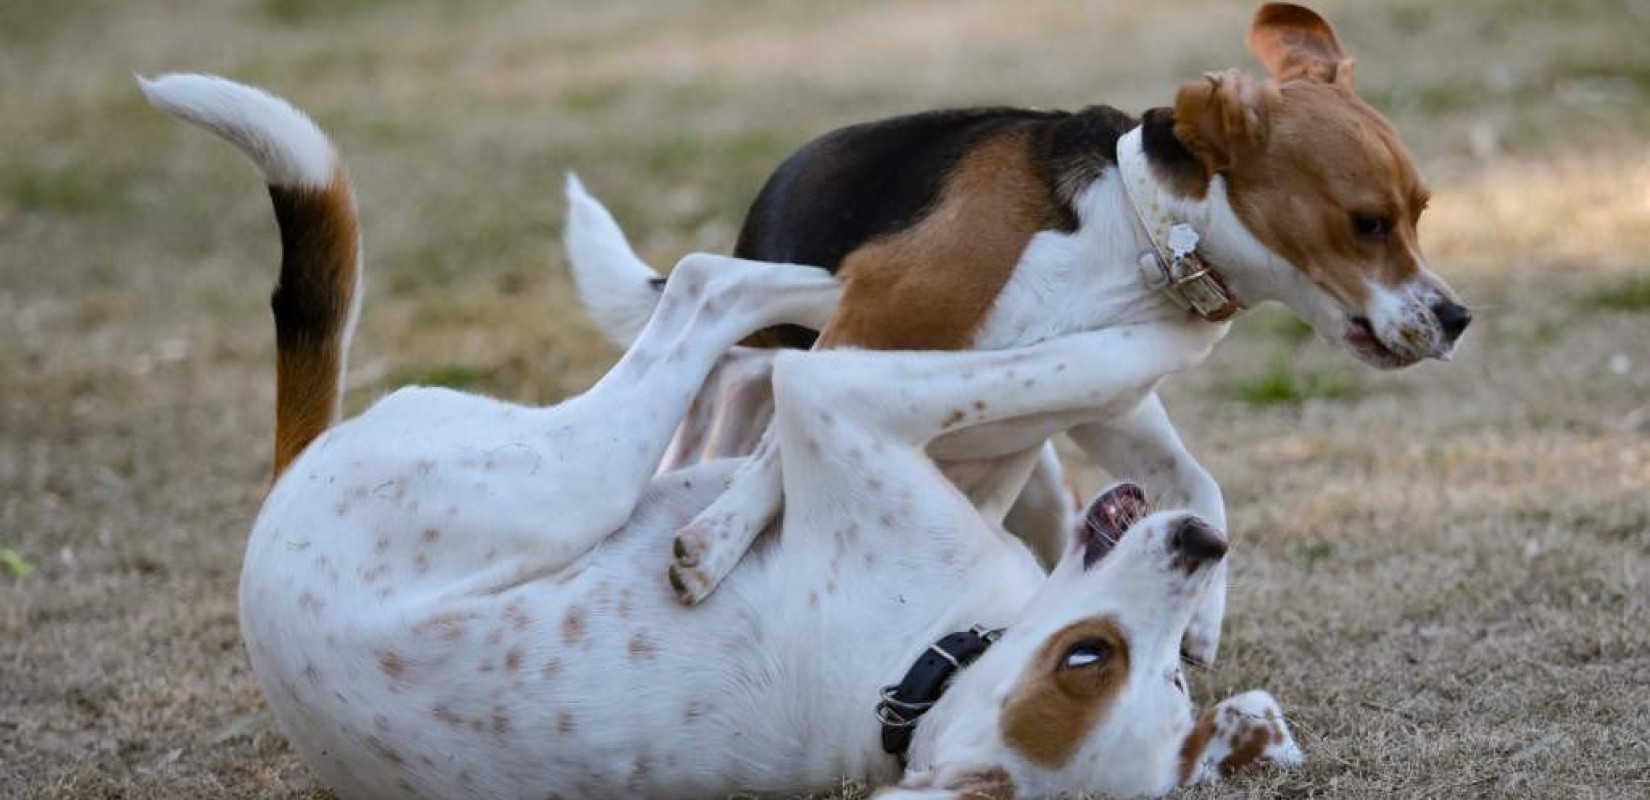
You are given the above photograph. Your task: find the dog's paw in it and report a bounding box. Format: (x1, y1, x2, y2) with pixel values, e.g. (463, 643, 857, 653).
(1182, 690, 1303, 786)
(668, 563, 716, 606)
(673, 525, 711, 569)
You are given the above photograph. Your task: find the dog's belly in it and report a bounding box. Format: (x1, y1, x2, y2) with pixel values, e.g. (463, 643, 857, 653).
(240, 410, 899, 800)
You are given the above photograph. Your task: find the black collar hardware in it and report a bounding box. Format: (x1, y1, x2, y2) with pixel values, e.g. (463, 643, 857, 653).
(876, 624, 1003, 762)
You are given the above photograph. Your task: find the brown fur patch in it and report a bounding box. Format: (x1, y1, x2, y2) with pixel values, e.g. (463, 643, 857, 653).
(1178, 707, 1219, 785)
(561, 605, 587, 645)
(1219, 722, 1276, 777)
(1223, 81, 1428, 308)
(817, 130, 1062, 351)
(1000, 616, 1131, 768)
(269, 170, 360, 478)
(1166, 5, 1428, 310)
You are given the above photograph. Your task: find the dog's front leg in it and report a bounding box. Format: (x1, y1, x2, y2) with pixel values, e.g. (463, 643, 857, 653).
(1067, 394, 1227, 665)
(669, 427, 782, 604)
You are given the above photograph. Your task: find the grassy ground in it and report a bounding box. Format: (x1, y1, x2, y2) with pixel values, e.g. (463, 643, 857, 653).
(3, 0, 1648, 797)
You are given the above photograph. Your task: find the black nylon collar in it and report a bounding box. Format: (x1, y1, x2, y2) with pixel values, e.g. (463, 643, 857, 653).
(875, 625, 1003, 762)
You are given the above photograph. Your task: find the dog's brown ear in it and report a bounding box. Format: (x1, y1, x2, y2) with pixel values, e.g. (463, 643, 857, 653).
(1246, 3, 1354, 87)
(1172, 69, 1270, 174)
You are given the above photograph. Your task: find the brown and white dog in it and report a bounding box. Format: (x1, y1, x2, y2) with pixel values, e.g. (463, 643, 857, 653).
(565, 3, 1469, 664)
(143, 73, 1303, 799)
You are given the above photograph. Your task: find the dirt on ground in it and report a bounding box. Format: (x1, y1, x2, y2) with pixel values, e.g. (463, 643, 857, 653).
(2, 1, 1648, 798)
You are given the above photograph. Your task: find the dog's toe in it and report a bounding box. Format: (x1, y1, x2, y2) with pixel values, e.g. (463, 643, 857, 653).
(668, 564, 713, 606)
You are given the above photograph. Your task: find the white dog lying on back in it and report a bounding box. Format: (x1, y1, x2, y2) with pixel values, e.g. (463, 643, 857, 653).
(143, 73, 1302, 800)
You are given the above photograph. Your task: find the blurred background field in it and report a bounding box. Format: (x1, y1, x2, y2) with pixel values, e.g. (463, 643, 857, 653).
(2, 1, 1647, 797)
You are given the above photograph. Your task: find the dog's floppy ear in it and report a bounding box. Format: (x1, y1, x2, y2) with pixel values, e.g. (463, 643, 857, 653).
(1172, 68, 1271, 174)
(874, 766, 1016, 800)
(1246, 3, 1355, 88)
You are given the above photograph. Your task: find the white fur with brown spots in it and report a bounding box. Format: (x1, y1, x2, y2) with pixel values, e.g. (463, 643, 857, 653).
(151, 75, 1303, 800)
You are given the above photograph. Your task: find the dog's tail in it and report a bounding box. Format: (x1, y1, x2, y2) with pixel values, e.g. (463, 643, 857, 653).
(562, 173, 664, 348)
(139, 74, 362, 479)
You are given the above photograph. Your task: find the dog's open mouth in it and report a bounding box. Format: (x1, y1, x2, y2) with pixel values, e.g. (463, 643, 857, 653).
(1081, 482, 1148, 567)
(1344, 316, 1412, 369)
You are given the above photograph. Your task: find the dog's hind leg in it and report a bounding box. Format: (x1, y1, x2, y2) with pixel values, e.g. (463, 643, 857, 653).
(532, 255, 839, 553)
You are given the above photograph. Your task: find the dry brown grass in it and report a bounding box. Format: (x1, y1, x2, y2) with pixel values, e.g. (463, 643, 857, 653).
(3, 1, 1648, 798)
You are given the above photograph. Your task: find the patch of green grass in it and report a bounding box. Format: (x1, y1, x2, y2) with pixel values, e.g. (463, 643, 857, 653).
(1243, 307, 1316, 344)
(1, 548, 34, 579)
(1583, 276, 1650, 312)
(390, 363, 492, 390)
(261, 0, 399, 25)
(3, 165, 115, 215)
(1230, 357, 1361, 408)
(1297, 541, 1337, 566)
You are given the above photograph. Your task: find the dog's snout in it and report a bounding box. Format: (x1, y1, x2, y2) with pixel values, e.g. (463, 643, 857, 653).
(1432, 301, 1472, 344)
(1168, 516, 1227, 567)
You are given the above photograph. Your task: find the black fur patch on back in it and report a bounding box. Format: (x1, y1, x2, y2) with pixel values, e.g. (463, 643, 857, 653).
(1140, 107, 1209, 196)
(732, 105, 1140, 348)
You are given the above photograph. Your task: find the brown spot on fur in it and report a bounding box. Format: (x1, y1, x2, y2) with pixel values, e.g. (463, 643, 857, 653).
(378, 650, 405, 678)
(1178, 707, 1219, 785)
(505, 648, 523, 675)
(270, 172, 361, 478)
(818, 131, 1062, 351)
(542, 659, 563, 680)
(557, 710, 576, 734)
(432, 703, 463, 727)
(491, 705, 512, 735)
(561, 605, 587, 645)
(627, 632, 657, 659)
(1000, 616, 1131, 768)
(413, 611, 474, 641)
(422, 527, 440, 543)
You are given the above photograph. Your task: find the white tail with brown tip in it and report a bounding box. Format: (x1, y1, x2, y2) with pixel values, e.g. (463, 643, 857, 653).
(140, 73, 363, 477)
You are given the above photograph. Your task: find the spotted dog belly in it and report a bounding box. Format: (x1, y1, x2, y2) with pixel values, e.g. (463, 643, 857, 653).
(241, 409, 766, 799)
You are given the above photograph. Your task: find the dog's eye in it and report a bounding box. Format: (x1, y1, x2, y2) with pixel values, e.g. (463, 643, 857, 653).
(1350, 211, 1393, 240)
(1062, 639, 1113, 670)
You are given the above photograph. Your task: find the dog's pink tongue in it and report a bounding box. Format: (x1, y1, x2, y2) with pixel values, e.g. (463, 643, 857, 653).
(1080, 482, 1148, 568)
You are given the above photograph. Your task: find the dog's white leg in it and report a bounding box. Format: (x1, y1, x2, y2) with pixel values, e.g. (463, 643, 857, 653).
(705, 350, 774, 460)
(668, 426, 782, 603)
(1066, 394, 1227, 665)
(775, 322, 1221, 447)
(999, 442, 1078, 567)
(670, 322, 1220, 604)
(542, 254, 839, 548)
(666, 353, 776, 603)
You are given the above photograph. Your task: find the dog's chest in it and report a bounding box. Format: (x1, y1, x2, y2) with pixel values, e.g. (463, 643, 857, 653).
(970, 174, 1169, 350)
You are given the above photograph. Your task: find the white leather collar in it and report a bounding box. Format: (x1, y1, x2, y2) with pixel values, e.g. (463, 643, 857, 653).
(1115, 127, 1241, 322)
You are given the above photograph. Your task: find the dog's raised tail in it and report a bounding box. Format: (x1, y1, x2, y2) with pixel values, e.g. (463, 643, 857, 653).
(139, 74, 362, 478)
(563, 173, 663, 348)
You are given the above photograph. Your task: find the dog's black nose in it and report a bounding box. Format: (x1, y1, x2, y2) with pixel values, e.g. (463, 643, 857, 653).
(1432, 301, 1472, 344)
(1168, 515, 1227, 568)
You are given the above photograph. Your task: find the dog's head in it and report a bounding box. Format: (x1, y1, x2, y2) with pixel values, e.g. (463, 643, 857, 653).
(877, 484, 1243, 799)
(1166, 3, 1469, 368)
